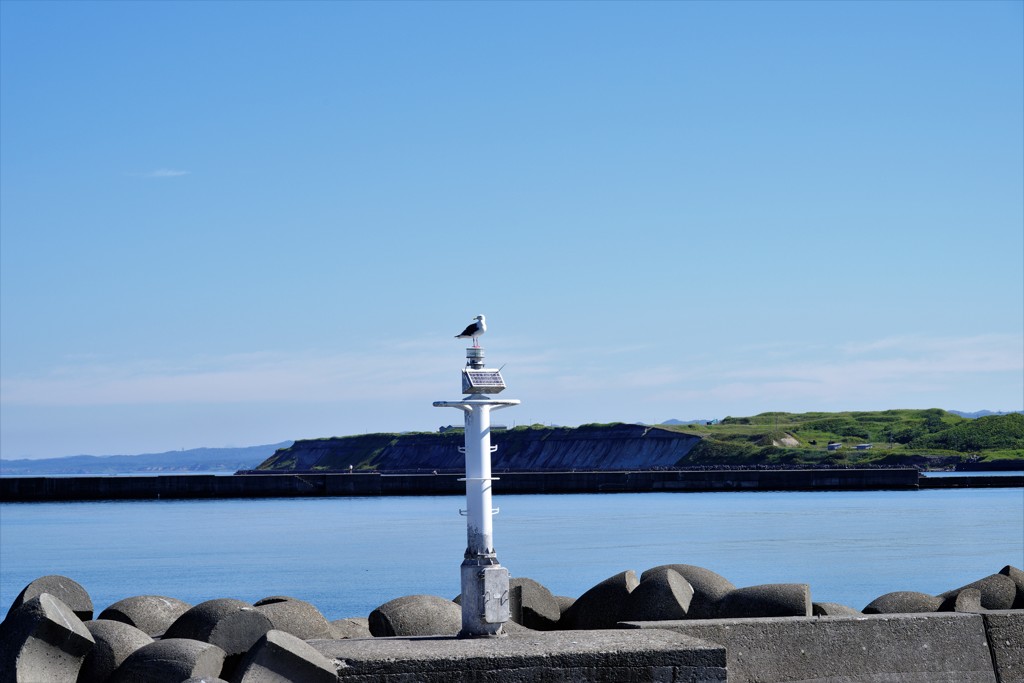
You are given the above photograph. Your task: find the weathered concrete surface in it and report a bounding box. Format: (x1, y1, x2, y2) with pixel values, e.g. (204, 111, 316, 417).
(983, 611, 1024, 683)
(0, 593, 95, 683)
(107, 638, 226, 683)
(98, 594, 192, 635)
(234, 629, 337, 683)
(254, 596, 334, 640)
(716, 584, 812, 619)
(642, 564, 736, 619)
(561, 570, 639, 630)
(163, 598, 273, 676)
(509, 577, 561, 631)
(368, 595, 462, 637)
(622, 566, 693, 622)
(941, 573, 1019, 611)
(862, 590, 943, 614)
(311, 629, 727, 682)
(621, 612, 1003, 683)
(4, 574, 94, 622)
(1003, 565, 1024, 609)
(331, 617, 373, 639)
(812, 602, 862, 616)
(80, 619, 154, 683)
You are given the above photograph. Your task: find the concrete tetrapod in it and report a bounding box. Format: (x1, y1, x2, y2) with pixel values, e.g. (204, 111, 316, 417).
(79, 619, 154, 683)
(554, 595, 575, 620)
(253, 596, 334, 640)
(715, 583, 812, 618)
(1001, 565, 1024, 608)
(508, 577, 561, 631)
(812, 602, 862, 616)
(620, 566, 694, 622)
(163, 598, 273, 677)
(330, 617, 373, 639)
(233, 629, 337, 683)
(940, 573, 1018, 611)
(5, 575, 94, 622)
(560, 570, 639, 630)
(641, 564, 736, 619)
(863, 591, 944, 614)
(99, 595, 192, 636)
(0, 593, 95, 683)
(368, 595, 462, 637)
(946, 588, 985, 613)
(108, 638, 227, 683)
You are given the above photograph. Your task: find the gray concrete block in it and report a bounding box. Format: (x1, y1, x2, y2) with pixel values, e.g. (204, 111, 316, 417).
(939, 587, 985, 613)
(983, 611, 1024, 683)
(554, 595, 575, 618)
(942, 573, 1019, 611)
(253, 596, 333, 640)
(622, 612, 999, 683)
(863, 590, 943, 614)
(1001, 565, 1024, 609)
(561, 570, 639, 630)
(621, 566, 693, 622)
(182, 678, 230, 683)
(233, 629, 337, 683)
(498, 618, 534, 634)
(80, 619, 154, 683)
(108, 638, 227, 683)
(812, 601, 862, 616)
(368, 595, 462, 637)
(98, 595, 192, 636)
(5, 574, 94, 622)
(330, 617, 372, 639)
(311, 628, 726, 682)
(163, 598, 274, 677)
(641, 564, 735, 619)
(508, 577, 561, 631)
(716, 583, 811, 619)
(0, 593, 95, 683)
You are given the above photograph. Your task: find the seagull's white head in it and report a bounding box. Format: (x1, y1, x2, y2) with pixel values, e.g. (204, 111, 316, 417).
(475, 315, 485, 322)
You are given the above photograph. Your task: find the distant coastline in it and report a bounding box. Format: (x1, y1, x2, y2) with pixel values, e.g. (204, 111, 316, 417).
(3, 408, 1022, 477)
(0, 442, 291, 476)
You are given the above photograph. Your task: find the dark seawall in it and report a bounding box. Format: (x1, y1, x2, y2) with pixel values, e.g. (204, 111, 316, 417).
(0, 469, 939, 502)
(3, 470, 1018, 502)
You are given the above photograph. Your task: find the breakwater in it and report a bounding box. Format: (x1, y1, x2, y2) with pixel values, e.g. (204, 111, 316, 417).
(0, 468, 962, 502)
(4, 565, 1022, 682)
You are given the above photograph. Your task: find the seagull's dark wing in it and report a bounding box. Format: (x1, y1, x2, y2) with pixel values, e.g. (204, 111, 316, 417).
(456, 322, 478, 337)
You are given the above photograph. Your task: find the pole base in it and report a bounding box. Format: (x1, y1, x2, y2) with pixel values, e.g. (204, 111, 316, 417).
(459, 558, 510, 637)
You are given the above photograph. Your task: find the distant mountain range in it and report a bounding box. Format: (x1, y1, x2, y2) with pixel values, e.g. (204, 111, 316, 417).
(0, 443, 292, 476)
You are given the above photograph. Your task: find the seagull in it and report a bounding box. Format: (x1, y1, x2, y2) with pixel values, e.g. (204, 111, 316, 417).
(455, 315, 486, 347)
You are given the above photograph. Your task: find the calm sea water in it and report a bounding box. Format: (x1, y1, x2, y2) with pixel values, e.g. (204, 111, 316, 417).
(1, 489, 1021, 621)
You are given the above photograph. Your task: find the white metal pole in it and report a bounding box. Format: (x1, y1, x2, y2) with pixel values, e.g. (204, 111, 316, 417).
(465, 403, 494, 557)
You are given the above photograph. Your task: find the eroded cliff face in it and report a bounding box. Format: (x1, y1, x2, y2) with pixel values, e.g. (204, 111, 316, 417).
(256, 424, 702, 472)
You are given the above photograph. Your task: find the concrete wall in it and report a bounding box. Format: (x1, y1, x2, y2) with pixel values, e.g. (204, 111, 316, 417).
(621, 611, 1024, 683)
(311, 629, 728, 682)
(0, 469, 923, 502)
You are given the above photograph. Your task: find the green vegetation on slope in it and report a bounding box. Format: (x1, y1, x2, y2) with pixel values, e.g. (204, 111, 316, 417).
(659, 409, 1024, 469)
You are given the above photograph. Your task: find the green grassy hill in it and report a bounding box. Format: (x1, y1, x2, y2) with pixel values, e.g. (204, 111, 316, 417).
(659, 409, 1024, 469)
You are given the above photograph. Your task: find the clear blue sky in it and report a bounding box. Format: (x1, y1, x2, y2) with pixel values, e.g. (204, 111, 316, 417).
(2, 0, 1021, 459)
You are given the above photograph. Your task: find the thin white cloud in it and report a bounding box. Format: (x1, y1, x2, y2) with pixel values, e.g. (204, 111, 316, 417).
(0, 342, 456, 407)
(2, 334, 1021, 412)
